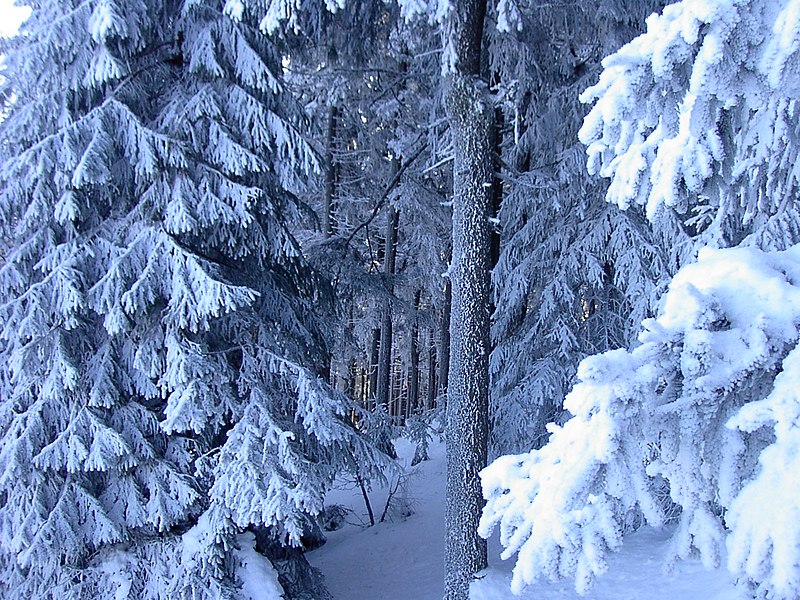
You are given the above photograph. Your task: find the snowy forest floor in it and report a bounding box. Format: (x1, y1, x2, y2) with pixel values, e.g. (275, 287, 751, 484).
(307, 437, 751, 600)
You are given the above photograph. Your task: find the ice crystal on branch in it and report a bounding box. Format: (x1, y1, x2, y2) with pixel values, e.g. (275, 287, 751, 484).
(0, 1, 390, 598)
(482, 233, 800, 598)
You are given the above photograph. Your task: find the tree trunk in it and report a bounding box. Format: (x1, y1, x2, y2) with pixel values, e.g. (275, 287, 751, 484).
(360, 366, 369, 407)
(376, 297, 394, 413)
(392, 357, 404, 422)
(369, 328, 380, 411)
(409, 289, 421, 416)
(443, 1, 492, 598)
(376, 191, 400, 412)
(427, 337, 437, 410)
(321, 104, 338, 239)
(347, 358, 357, 399)
(490, 106, 504, 273)
(438, 280, 452, 405)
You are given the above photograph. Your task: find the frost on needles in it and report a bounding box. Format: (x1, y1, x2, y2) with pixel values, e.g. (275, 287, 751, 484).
(579, 0, 800, 249)
(487, 0, 668, 458)
(480, 245, 800, 599)
(0, 1, 391, 598)
(481, 0, 800, 598)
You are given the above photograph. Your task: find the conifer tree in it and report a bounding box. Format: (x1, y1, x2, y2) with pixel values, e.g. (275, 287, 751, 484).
(0, 1, 390, 598)
(488, 0, 669, 457)
(280, 0, 451, 424)
(481, 1, 800, 598)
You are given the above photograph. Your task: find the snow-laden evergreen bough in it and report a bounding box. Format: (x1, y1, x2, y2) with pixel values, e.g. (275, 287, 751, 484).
(480, 245, 800, 598)
(578, 0, 800, 248)
(487, 0, 670, 458)
(0, 1, 390, 598)
(482, 0, 800, 598)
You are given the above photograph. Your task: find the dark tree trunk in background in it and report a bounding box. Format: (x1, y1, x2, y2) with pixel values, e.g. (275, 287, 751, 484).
(408, 289, 422, 416)
(438, 280, 452, 404)
(427, 339, 437, 410)
(321, 104, 338, 239)
(442, 1, 493, 598)
(369, 328, 380, 410)
(490, 106, 504, 273)
(377, 202, 400, 413)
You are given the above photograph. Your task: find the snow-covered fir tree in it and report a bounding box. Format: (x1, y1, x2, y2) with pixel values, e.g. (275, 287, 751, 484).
(274, 0, 451, 426)
(0, 1, 390, 598)
(481, 1, 800, 598)
(488, 0, 672, 457)
(579, 0, 800, 249)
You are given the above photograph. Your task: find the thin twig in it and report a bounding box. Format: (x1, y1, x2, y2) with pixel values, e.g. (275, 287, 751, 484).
(342, 136, 427, 250)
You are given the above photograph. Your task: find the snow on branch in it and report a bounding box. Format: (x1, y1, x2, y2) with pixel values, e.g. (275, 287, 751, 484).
(480, 244, 800, 598)
(579, 0, 800, 233)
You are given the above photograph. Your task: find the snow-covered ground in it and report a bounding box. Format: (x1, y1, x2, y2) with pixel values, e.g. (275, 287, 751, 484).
(308, 437, 749, 600)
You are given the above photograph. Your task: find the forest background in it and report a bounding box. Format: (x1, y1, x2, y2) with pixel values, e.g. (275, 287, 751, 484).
(1, 1, 799, 600)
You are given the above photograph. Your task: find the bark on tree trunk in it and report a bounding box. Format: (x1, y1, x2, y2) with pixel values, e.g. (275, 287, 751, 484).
(490, 106, 504, 273)
(443, 1, 493, 598)
(392, 358, 404, 423)
(360, 366, 368, 407)
(427, 338, 437, 410)
(409, 288, 421, 416)
(369, 328, 380, 411)
(376, 203, 400, 413)
(321, 104, 338, 239)
(347, 358, 356, 399)
(438, 280, 451, 404)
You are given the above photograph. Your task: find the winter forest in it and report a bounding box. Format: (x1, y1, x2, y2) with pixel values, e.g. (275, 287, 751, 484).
(1, 0, 800, 599)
